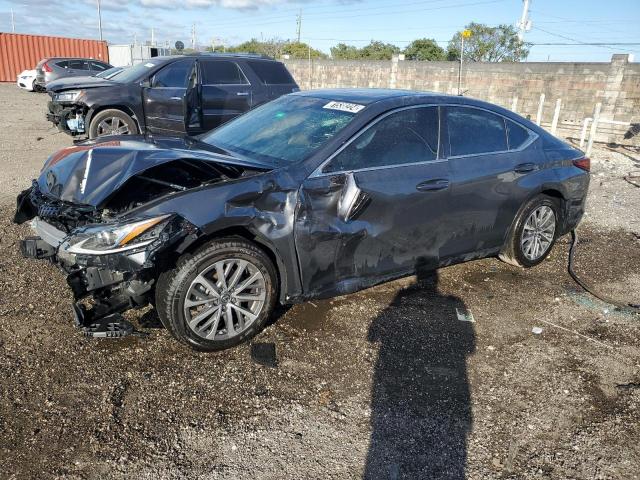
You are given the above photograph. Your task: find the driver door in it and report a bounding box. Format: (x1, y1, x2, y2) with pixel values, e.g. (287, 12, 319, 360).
(295, 106, 453, 296)
(143, 58, 199, 135)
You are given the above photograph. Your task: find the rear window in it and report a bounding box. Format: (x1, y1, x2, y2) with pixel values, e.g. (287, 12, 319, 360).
(447, 106, 507, 156)
(248, 61, 294, 85)
(201, 60, 248, 85)
(68, 60, 90, 70)
(506, 119, 532, 150)
(55, 60, 69, 69)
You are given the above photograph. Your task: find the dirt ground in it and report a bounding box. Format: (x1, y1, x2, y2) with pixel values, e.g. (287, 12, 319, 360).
(0, 84, 639, 480)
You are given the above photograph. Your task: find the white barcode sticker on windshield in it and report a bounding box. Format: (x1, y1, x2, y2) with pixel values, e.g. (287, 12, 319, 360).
(323, 101, 365, 113)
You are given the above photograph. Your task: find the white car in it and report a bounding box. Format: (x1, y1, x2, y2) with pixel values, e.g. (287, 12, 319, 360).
(16, 69, 38, 91)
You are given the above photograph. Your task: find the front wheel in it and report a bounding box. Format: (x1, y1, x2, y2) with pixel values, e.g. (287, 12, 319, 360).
(89, 109, 138, 139)
(500, 195, 560, 268)
(155, 238, 278, 351)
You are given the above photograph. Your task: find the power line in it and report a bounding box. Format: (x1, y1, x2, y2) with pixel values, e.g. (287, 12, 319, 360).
(209, 0, 509, 31)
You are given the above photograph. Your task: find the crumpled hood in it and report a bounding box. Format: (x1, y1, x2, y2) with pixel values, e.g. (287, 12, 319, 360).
(46, 76, 116, 92)
(37, 136, 269, 207)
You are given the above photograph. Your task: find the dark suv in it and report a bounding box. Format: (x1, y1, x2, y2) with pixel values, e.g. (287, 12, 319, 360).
(45, 54, 299, 139)
(36, 57, 113, 87)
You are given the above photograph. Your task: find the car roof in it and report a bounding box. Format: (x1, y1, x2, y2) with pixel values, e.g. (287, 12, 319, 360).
(153, 53, 280, 62)
(292, 88, 452, 105)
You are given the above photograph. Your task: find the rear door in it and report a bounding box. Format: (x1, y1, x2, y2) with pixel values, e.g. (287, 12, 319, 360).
(66, 59, 91, 78)
(142, 58, 196, 135)
(443, 105, 531, 257)
(199, 59, 253, 131)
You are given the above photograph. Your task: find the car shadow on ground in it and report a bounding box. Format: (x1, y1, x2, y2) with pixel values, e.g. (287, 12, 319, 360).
(364, 270, 475, 480)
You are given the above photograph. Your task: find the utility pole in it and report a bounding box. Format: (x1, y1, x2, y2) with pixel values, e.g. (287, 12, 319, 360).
(296, 9, 302, 43)
(10, 8, 15, 33)
(517, 0, 532, 41)
(151, 27, 155, 46)
(97, 0, 103, 41)
(458, 29, 471, 95)
(191, 23, 196, 50)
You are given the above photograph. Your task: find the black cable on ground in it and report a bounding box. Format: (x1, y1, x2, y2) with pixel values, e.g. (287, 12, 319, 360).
(568, 230, 640, 313)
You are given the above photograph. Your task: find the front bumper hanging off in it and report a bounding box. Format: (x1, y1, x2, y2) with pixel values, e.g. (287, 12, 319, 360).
(19, 217, 154, 338)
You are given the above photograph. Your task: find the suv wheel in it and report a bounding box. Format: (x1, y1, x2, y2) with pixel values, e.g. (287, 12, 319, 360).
(500, 195, 560, 268)
(89, 109, 138, 139)
(156, 238, 277, 351)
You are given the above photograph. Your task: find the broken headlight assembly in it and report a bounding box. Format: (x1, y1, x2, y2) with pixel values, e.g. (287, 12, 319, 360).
(54, 90, 83, 103)
(65, 215, 172, 255)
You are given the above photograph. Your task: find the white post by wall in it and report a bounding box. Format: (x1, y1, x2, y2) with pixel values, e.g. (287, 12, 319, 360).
(511, 96, 518, 112)
(535, 93, 545, 125)
(586, 102, 602, 157)
(550, 98, 562, 135)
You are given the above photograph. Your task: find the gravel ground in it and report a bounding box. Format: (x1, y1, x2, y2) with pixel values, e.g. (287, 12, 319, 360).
(0, 84, 639, 479)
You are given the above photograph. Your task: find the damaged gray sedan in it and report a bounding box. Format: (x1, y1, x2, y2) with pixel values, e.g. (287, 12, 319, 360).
(14, 89, 589, 351)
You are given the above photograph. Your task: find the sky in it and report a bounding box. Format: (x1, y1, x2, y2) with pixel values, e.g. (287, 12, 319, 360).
(1, 0, 639, 62)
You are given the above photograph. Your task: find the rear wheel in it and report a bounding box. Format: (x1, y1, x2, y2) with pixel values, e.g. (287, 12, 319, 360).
(500, 195, 560, 268)
(89, 109, 138, 139)
(155, 238, 277, 351)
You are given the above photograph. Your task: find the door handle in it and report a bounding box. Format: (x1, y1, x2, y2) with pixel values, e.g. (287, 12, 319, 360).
(416, 178, 449, 192)
(170, 96, 182, 101)
(514, 162, 537, 173)
(236, 92, 249, 96)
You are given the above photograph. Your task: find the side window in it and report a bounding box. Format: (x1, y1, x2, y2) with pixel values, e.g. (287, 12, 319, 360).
(90, 61, 109, 72)
(324, 107, 439, 173)
(151, 60, 193, 88)
(56, 60, 69, 69)
(447, 106, 507, 156)
(201, 61, 247, 85)
(247, 61, 294, 85)
(68, 60, 90, 70)
(506, 119, 532, 150)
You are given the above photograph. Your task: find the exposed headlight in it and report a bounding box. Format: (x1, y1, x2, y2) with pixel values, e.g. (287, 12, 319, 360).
(55, 90, 82, 103)
(65, 215, 171, 255)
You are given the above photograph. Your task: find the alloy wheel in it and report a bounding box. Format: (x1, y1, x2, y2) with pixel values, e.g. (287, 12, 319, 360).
(183, 259, 267, 340)
(520, 205, 556, 261)
(96, 116, 130, 136)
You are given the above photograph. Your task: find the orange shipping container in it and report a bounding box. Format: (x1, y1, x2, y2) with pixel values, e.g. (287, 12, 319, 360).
(0, 32, 109, 82)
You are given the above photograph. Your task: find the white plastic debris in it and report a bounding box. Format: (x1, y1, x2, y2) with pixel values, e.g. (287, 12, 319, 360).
(532, 327, 544, 335)
(456, 308, 475, 323)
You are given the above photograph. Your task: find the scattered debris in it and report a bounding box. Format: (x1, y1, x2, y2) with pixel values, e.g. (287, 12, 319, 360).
(456, 308, 475, 323)
(250, 342, 278, 368)
(531, 327, 544, 335)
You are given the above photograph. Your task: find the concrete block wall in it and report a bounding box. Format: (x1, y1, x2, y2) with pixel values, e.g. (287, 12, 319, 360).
(283, 55, 640, 145)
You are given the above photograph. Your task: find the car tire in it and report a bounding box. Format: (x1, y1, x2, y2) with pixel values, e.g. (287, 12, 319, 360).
(89, 109, 138, 139)
(499, 194, 561, 268)
(155, 238, 278, 352)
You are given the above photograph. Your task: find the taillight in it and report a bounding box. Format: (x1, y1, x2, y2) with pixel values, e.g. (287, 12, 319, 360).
(572, 157, 590, 172)
(42, 62, 52, 73)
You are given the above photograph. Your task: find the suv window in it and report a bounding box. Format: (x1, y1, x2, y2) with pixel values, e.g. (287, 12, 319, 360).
(55, 60, 69, 69)
(151, 60, 193, 88)
(201, 60, 248, 85)
(325, 106, 439, 173)
(68, 60, 90, 70)
(447, 106, 507, 156)
(90, 61, 110, 72)
(247, 61, 294, 85)
(506, 119, 531, 150)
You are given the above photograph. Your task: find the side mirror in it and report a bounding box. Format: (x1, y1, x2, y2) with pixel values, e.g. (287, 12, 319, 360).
(140, 78, 151, 88)
(337, 172, 370, 222)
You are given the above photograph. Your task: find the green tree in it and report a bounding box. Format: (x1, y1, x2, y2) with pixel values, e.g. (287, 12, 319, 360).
(330, 43, 361, 60)
(360, 41, 401, 60)
(403, 38, 446, 61)
(282, 41, 327, 59)
(227, 38, 286, 58)
(446, 23, 530, 62)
